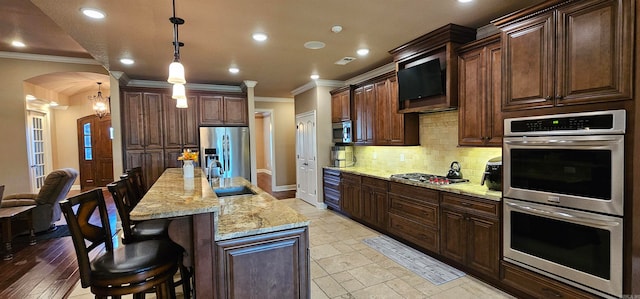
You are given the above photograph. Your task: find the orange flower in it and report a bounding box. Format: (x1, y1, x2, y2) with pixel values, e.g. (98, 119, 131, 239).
(177, 150, 198, 161)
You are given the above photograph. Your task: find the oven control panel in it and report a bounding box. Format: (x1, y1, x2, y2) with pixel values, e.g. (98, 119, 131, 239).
(504, 109, 625, 136)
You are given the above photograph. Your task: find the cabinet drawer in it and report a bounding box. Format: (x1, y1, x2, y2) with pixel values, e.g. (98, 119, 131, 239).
(342, 173, 361, 184)
(388, 213, 439, 253)
(441, 193, 498, 217)
(389, 182, 438, 204)
(501, 262, 598, 299)
(362, 176, 388, 190)
(324, 188, 340, 210)
(324, 178, 340, 189)
(389, 194, 438, 227)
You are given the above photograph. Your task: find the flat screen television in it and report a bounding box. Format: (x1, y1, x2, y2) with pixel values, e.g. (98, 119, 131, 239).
(397, 58, 444, 102)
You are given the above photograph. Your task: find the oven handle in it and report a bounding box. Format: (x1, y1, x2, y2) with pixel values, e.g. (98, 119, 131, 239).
(505, 201, 621, 229)
(504, 137, 621, 146)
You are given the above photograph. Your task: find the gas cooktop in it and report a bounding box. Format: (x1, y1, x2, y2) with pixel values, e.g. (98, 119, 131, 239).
(391, 173, 469, 185)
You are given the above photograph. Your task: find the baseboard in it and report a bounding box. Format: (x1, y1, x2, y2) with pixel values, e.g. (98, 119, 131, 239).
(257, 169, 272, 175)
(273, 184, 296, 192)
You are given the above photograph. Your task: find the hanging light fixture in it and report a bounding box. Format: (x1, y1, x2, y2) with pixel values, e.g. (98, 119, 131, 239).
(167, 0, 186, 85)
(173, 83, 188, 108)
(89, 82, 110, 118)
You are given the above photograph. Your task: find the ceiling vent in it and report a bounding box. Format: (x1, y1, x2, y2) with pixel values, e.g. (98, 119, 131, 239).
(335, 57, 356, 65)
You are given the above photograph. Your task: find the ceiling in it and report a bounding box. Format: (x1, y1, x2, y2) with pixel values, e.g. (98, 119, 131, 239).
(3, 0, 544, 98)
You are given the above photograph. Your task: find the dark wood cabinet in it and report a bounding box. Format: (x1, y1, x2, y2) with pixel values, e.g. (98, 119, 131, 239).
(199, 95, 248, 126)
(494, 0, 633, 111)
(322, 168, 341, 211)
(440, 193, 500, 279)
(215, 227, 309, 299)
(360, 176, 388, 230)
(458, 35, 503, 147)
(163, 94, 199, 149)
(387, 182, 440, 253)
(501, 262, 599, 299)
(341, 173, 362, 219)
(330, 86, 352, 123)
(124, 149, 165, 188)
(353, 85, 376, 145)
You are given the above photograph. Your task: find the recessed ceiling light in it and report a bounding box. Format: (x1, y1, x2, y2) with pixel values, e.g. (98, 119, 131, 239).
(331, 25, 343, 33)
(81, 8, 106, 19)
(11, 40, 26, 48)
(229, 67, 240, 74)
(49, 101, 59, 107)
(252, 33, 268, 42)
(120, 58, 135, 65)
(25, 94, 37, 101)
(304, 41, 326, 50)
(458, 0, 473, 3)
(357, 48, 370, 56)
(310, 74, 320, 80)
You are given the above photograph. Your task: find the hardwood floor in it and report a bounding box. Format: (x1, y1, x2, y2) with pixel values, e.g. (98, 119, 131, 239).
(257, 172, 297, 199)
(0, 189, 115, 299)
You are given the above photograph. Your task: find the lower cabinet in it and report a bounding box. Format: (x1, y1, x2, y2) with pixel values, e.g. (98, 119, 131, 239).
(322, 169, 341, 211)
(501, 262, 599, 299)
(440, 193, 500, 279)
(215, 227, 310, 299)
(387, 182, 440, 253)
(360, 177, 388, 230)
(341, 173, 362, 219)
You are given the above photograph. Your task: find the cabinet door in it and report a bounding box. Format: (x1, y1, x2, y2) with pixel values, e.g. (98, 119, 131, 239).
(486, 43, 503, 146)
(353, 87, 366, 143)
(216, 228, 309, 299)
(223, 96, 248, 125)
(331, 89, 351, 123)
(199, 95, 224, 125)
(502, 12, 555, 110)
(341, 178, 362, 219)
(143, 93, 164, 150)
(182, 96, 199, 147)
(122, 92, 145, 150)
(555, 0, 632, 105)
(467, 215, 500, 278)
(374, 80, 392, 145)
(386, 77, 406, 145)
(125, 149, 164, 188)
(440, 208, 466, 264)
(363, 85, 376, 144)
(163, 94, 198, 149)
(458, 46, 486, 146)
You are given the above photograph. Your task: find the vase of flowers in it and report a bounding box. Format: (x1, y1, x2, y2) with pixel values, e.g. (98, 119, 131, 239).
(178, 150, 198, 178)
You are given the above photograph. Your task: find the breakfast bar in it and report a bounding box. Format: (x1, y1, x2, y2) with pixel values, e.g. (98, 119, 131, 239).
(130, 168, 310, 298)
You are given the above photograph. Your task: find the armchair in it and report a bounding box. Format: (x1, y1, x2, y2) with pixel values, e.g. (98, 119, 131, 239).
(1, 168, 78, 233)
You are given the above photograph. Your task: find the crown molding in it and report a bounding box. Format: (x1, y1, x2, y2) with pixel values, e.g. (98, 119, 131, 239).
(125, 79, 243, 93)
(0, 51, 102, 65)
(344, 63, 396, 85)
(291, 79, 345, 96)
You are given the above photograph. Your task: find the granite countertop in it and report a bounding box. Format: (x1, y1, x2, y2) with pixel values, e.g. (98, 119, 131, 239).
(325, 166, 502, 202)
(131, 168, 309, 241)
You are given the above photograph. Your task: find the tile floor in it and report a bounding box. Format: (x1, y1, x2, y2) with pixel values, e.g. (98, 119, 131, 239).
(68, 199, 515, 298)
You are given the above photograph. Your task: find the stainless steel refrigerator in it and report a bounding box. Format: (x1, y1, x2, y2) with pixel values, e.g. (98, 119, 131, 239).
(199, 127, 251, 181)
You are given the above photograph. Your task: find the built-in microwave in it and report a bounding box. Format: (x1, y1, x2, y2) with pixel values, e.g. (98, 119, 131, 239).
(332, 121, 352, 144)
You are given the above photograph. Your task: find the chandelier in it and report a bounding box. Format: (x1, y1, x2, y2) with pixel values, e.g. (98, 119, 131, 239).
(168, 0, 188, 108)
(89, 82, 110, 118)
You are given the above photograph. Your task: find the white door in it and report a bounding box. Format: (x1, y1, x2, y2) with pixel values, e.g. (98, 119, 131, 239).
(295, 112, 317, 205)
(27, 111, 47, 192)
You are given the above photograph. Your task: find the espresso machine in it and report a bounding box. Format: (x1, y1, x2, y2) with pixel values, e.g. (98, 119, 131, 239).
(203, 148, 223, 181)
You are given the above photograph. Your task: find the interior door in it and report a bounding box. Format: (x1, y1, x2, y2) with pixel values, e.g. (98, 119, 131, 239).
(27, 111, 47, 192)
(295, 112, 317, 205)
(77, 115, 114, 190)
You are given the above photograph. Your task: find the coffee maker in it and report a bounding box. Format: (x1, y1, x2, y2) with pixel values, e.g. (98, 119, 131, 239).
(330, 146, 355, 167)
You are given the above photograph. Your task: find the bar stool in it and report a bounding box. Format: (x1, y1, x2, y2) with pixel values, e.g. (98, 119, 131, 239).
(60, 189, 181, 298)
(123, 167, 147, 206)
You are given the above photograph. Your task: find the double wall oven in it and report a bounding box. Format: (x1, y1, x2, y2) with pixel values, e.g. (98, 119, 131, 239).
(503, 110, 625, 298)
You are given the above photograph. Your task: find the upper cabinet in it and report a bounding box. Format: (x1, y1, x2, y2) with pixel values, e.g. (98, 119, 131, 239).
(199, 95, 248, 126)
(389, 24, 476, 113)
(163, 94, 199, 149)
(493, 0, 634, 111)
(458, 35, 503, 147)
(330, 86, 352, 123)
(353, 84, 376, 145)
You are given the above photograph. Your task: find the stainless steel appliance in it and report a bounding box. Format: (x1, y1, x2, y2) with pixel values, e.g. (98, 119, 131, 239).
(480, 156, 502, 191)
(503, 109, 625, 298)
(330, 145, 355, 168)
(391, 173, 469, 185)
(332, 121, 352, 144)
(199, 127, 251, 181)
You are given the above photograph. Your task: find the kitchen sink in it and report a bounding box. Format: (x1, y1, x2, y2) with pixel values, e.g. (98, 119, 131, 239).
(214, 186, 257, 197)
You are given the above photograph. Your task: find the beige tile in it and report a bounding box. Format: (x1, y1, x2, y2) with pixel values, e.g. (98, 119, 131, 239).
(311, 243, 343, 259)
(314, 275, 348, 298)
(348, 263, 397, 287)
(384, 278, 429, 299)
(311, 280, 330, 299)
(348, 283, 403, 299)
(316, 251, 373, 274)
(332, 271, 366, 293)
(311, 260, 329, 278)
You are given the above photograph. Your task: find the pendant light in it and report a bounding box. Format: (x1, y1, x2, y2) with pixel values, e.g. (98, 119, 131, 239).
(89, 82, 110, 118)
(173, 83, 188, 108)
(167, 0, 185, 84)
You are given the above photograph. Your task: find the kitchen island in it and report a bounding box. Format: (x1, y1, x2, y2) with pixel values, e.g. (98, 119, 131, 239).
(131, 168, 310, 298)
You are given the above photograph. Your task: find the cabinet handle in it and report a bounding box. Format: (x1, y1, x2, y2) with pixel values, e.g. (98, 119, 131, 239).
(461, 202, 472, 207)
(541, 287, 562, 298)
(556, 95, 563, 100)
(545, 96, 552, 101)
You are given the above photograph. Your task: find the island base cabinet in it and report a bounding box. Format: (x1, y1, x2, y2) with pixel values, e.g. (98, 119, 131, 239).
(215, 227, 310, 299)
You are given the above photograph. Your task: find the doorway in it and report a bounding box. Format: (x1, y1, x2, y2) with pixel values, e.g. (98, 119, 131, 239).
(77, 115, 114, 190)
(295, 111, 317, 205)
(27, 111, 49, 193)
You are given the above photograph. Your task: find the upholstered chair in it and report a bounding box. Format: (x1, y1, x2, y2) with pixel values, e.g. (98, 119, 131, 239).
(1, 168, 78, 233)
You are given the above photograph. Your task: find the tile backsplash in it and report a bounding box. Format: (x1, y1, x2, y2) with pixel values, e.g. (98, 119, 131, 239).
(354, 110, 501, 184)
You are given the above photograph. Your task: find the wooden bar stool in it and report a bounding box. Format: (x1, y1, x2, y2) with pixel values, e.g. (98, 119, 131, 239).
(60, 189, 181, 298)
